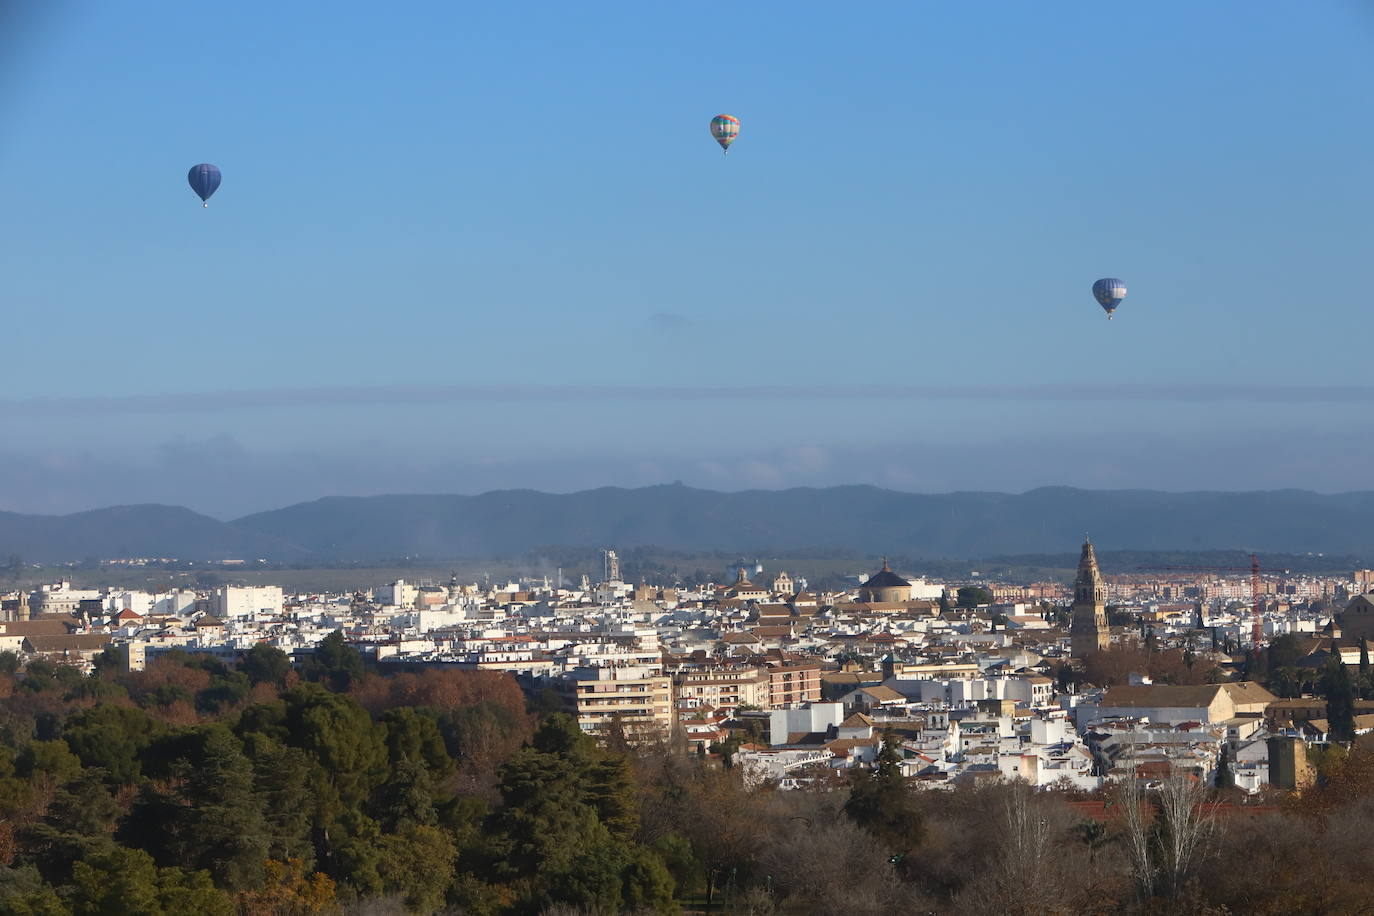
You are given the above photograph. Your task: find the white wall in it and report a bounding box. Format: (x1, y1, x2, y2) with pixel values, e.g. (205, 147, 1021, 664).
(213, 586, 284, 620)
(768, 702, 844, 746)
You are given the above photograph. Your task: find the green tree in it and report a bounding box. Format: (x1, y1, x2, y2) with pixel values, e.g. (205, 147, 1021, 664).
(0, 650, 23, 675)
(19, 769, 120, 885)
(379, 706, 453, 777)
(236, 698, 289, 743)
(0, 865, 66, 915)
(195, 670, 252, 715)
(69, 846, 232, 916)
(281, 685, 387, 812)
(124, 726, 270, 891)
(375, 824, 458, 913)
(1361, 638, 1371, 699)
(488, 714, 674, 913)
(585, 755, 640, 842)
(242, 643, 293, 687)
(177, 727, 270, 890)
(91, 646, 128, 676)
(1215, 744, 1234, 790)
(242, 734, 319, 867)
(843, 733, 925, 858)
(956, 586, 993, 608)
(15, 740, 83, 786)
(64, 705, 159, 784)
(1261, 633, 1305, 690)
(1321, 657, 1357, 743)
(305, 631, 365, 692)
(371, 755, 438, 832)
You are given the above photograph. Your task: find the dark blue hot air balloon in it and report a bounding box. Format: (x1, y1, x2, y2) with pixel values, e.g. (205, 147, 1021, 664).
(1092, 277, 1127, 319)
(187, 163, 221, 207)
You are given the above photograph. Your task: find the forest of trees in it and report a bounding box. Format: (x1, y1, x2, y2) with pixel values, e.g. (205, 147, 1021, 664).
(0, 637, 1373, 914)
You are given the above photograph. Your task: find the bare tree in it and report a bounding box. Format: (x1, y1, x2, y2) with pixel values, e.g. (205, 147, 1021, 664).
(1114, 744, 1216, 904)
(1154, 766, 1215, 898)
(1115, 751, 1155, 899)
(758, 796, 904, 916)
(958, 783, 1080, 915)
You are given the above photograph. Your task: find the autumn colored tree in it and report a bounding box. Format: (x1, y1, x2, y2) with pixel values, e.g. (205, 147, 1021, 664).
(234, 859, 339, 916)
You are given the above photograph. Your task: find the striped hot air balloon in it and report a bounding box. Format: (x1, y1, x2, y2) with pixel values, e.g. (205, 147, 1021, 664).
(187, 163, 221, 207)
(1092, 278, 1127, 319)
(710, 114, 740, 154)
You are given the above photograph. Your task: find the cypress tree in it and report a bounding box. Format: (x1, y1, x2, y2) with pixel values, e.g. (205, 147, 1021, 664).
(1215, 744, 1234, 790)
(1322, 658, 1357, 743)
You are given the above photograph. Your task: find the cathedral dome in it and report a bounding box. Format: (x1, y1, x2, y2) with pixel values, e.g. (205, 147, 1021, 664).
(859, 558, 911, 603)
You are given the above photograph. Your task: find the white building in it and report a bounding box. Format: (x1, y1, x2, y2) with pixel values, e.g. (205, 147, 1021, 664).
(375, 580, 418, 608)
(768, 702, 845, 746)
(212, 586, 284, 621)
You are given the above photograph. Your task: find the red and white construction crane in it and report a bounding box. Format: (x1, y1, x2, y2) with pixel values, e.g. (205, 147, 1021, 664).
(1137, 554, 1288, 657)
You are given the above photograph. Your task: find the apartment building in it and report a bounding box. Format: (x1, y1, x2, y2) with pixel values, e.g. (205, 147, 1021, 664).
(564, 664, 674, 741)
(766, 662, 822, 707)
(677, 666, 769, 711)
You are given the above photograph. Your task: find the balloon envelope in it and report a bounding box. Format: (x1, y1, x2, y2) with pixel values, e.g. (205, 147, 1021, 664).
(1092, 278, 1127, 316)
(710, 115, 739, 153)
(187, 163, 221, 205)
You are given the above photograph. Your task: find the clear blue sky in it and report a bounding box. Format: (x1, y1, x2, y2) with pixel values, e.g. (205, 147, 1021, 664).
(1, 1, 1372, 516)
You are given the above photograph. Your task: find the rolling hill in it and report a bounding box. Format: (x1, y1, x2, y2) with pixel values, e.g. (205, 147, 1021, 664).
(6, 485, 1374, 564)
(232, 484, 1374, 562)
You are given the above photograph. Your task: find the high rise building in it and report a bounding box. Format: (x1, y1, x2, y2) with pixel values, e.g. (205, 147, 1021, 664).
(1070, 539, 1109, 656)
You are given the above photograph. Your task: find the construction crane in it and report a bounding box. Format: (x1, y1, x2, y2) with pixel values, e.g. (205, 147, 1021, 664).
(1136, 554, 1289, 657)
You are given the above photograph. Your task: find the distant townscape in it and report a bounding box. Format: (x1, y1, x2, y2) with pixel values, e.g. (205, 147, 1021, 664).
(5, 542, 1369, 792)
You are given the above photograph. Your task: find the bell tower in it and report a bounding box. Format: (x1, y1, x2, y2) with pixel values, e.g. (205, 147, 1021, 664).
(1070, 538, 1109, 656)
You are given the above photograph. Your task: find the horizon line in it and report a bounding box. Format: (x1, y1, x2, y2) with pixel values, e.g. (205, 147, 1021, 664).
(5, 382, 1374, 417)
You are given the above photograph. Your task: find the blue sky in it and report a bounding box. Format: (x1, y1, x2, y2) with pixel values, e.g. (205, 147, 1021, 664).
(1, 1, 1373, 516)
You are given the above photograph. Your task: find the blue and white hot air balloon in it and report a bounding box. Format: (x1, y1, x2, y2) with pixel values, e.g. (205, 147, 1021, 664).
(1092, 278, 1127, 319)
(187, 163, 221, 207)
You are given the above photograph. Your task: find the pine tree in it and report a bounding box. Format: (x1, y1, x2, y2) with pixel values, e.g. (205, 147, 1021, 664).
(843, 733, 924, 857)
(178, 728, 271, 891)
(1215, 744, 1234, 790)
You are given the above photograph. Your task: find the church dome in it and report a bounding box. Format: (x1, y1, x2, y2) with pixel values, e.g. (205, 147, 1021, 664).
(861, 558, 909, 590)
(859, 558, 911, 603)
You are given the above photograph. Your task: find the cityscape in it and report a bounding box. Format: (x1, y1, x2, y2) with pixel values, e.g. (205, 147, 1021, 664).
(6, 544, 1367, 794)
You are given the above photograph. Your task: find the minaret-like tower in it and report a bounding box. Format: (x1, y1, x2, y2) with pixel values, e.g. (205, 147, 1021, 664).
(1070, 538, 1109, 656)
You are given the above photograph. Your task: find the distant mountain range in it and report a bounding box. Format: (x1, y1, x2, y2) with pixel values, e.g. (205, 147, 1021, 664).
(0, 504, 310, 564)
(3, 485, 1374, 564)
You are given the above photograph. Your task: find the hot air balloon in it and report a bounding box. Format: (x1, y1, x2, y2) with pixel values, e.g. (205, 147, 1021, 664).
(710, 115, 739, 154)
(1092, 278, 1127, 319)
(187, 163, 221, 207)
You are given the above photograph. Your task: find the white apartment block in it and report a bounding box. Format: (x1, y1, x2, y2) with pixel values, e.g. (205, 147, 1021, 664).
(212, 585, 284, 620)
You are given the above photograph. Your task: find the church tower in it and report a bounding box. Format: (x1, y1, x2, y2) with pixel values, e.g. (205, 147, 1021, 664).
(1070, 539, 1109, 656)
